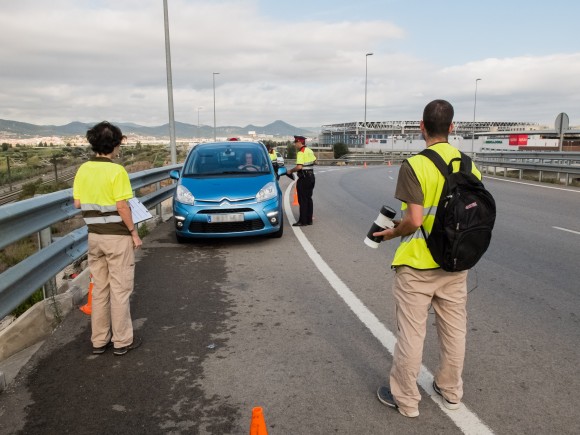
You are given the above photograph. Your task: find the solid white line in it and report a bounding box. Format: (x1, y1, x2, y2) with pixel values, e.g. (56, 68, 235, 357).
(484, 176, 580, 193)
(284, 184, 494, 434)
(553, 226, 580, 235)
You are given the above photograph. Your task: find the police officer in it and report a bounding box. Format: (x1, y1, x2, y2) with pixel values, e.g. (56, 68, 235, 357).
(287, 135, 316, 226)
(266, 143, 279, 179)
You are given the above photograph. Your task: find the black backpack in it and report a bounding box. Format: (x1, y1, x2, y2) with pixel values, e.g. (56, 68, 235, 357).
(418, 148, 496, 272)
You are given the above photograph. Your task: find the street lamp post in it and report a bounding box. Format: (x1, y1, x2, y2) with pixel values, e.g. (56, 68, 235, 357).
(162, 0, 176, 164)
(471, 78, 482, 155)
(363, 52, 373, 154)
(213, 72, 219, 141)
(197, 106, 202, 136)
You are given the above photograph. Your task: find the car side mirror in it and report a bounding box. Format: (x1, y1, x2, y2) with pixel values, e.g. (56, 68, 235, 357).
(169, 169, 181, 180)
(277, 167, 287, 176)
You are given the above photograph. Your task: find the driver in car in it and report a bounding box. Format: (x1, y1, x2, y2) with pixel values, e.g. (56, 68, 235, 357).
(238, 152, 258, 171)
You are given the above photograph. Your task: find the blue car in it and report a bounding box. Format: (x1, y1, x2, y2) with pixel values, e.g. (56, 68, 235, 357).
(170, 141, 288, 242)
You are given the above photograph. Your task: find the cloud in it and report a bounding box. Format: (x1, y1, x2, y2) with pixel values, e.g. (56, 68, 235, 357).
(1, 0, 579, 128)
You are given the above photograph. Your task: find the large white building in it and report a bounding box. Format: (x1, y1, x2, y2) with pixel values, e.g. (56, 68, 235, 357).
(318, 120, 580, 152)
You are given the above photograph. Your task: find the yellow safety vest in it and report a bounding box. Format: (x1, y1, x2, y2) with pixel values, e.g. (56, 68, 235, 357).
(73, 157, 133, 235)
(269, 150, 277, 161)
(392, 142, 481, 269)
(296, 146, 316, 168)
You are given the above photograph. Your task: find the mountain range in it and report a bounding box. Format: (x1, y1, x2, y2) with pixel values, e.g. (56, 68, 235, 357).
(0, 119, 316, 139)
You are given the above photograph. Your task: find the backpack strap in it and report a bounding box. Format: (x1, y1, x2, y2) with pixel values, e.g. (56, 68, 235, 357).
(417, 148, 458, 242)
(419, 148, 450, 176)
(459, 151, 473, 173)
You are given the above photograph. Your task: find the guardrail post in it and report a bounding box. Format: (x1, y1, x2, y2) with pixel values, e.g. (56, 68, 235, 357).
(539, 170, 543, 183)
(156, 182, 162, 220)
(38, 227, 57, 299)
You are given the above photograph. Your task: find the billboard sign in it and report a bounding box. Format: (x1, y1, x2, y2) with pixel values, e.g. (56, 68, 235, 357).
(509, 134, 528, 146)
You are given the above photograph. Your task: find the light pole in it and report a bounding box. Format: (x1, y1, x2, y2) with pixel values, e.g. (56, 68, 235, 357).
(363, 52, 373, 154)
(162, 0, 176, 164)
(197, 106, 202, 137)
(471, 78, 482, 155)
(213, 72, 219, 141)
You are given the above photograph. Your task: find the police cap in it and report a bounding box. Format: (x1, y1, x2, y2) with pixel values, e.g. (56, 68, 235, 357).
(294, 135, 306, 145)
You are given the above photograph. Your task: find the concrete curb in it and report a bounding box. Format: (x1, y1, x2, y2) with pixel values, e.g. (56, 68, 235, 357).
(0, 268, 91, 364)
(0, 213, 170, 392)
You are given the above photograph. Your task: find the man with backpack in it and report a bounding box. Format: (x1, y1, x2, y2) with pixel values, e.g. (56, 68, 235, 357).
(374, 99, 494, 418)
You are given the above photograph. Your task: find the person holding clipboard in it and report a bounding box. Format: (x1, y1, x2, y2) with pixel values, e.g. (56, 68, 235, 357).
(73, 121, 143, 356)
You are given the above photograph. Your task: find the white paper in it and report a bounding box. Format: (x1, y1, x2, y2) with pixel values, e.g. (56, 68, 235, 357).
(128, 197, 153, 224)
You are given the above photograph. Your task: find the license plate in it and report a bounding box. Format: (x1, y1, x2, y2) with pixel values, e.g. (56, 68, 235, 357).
(207, 213, 244, 223)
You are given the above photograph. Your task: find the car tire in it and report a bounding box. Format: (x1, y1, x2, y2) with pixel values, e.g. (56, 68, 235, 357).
(176, 233, 187, 244)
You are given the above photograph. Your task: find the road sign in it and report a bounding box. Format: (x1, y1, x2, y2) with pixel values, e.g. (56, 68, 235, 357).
(555, 113, 569, 151)
(555, 112, 569, 134)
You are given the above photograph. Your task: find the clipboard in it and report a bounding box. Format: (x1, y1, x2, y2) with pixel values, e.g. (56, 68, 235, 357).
(128, 197, 153, 224)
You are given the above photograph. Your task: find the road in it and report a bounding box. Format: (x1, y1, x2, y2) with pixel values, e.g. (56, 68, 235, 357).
(0, 165, 579, 434)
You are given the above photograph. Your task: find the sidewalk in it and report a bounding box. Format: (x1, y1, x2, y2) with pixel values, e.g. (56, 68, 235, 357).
(0, 220, 239, 435)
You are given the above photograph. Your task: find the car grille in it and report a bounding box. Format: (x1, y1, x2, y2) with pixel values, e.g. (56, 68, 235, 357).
(188, 219, 265, 233)
(200, 208, 253, 214)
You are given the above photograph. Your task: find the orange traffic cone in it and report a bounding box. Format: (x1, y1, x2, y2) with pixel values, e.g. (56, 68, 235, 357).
(364, 161, 367, 168)
(250, 407, 268, 435)
(79, 274, 93, 315)
(388, 160, 392, 166)
(292, 187, 299, 206)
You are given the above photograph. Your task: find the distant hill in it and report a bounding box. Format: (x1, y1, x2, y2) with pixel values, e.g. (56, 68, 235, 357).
(0, 119, 315, 139)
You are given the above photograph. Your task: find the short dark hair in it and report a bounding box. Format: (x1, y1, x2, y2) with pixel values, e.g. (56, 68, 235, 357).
(86, 121, 125, 154)
(422, 100, 454, 138)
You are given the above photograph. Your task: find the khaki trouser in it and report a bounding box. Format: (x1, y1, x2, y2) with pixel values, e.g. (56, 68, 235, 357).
(389, 266, 468, 414)
(88, 234, 135, 348)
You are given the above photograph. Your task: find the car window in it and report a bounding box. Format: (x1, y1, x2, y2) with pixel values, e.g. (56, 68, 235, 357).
(182, 143, 271, 176)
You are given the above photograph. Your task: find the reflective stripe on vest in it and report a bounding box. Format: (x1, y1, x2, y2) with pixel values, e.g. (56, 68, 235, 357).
(80, 203, 122, 225)
(392, 142, 481, 269)
(83, 215, 123, 225)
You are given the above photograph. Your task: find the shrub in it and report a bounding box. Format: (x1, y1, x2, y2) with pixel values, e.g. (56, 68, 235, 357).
(333, 142, 349, 159)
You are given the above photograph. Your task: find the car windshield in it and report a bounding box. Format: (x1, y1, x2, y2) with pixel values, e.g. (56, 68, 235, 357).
(182, 143, 271, 176)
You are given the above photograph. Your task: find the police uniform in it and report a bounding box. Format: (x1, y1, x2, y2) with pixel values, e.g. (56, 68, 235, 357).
(268, 146, 279, 178)
(292, 135, 316, 226)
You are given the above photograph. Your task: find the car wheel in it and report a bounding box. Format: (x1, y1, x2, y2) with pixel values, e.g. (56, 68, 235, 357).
(176, 233, 187, 243)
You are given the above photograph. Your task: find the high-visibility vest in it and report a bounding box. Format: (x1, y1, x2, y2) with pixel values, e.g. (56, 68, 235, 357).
(269, 150, 277, 161)
(296, 146, 316, 169)
(73, 157, 133, 235)
(392, 142, 481, 269)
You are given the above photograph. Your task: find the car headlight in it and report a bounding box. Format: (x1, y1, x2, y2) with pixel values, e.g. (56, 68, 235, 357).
(256, 181, 277, 202)
(176, 185, 195, 205)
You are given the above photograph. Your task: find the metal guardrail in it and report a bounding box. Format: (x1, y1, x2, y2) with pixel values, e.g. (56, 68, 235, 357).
(475, 151, 580, 185)
(305, 150, 580, 184)
(287, 151, 413, 167)
(0, 164, 182, 320)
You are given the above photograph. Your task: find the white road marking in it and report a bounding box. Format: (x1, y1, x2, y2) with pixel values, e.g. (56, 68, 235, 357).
(284, 183, 494, 434)
(484, 176, 580, 193)
(553, 226, 580, 235)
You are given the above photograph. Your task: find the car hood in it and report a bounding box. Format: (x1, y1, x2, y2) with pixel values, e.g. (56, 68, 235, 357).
(179, 174, 275, 201)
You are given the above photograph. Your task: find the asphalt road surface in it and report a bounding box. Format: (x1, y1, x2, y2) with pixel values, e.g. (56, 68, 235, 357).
(0, 165, 579, 435)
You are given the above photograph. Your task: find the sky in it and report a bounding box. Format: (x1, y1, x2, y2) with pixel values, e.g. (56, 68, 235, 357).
(2, 0, 580, 129)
